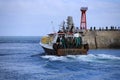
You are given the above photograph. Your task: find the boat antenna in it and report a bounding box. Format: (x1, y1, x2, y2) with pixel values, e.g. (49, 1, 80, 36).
(51, 21, 56, 33)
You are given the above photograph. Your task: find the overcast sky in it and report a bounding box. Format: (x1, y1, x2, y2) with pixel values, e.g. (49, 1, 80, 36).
(0, 0, 120, 36)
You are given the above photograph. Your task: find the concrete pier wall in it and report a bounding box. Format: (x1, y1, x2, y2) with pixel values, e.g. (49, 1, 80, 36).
(83, 31, 120, 49)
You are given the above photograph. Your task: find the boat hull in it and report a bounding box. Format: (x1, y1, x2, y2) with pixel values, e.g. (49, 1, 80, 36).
(42, 46, 56, 55)
(57, 48, 87, 56)
(41, 46, 88, 56)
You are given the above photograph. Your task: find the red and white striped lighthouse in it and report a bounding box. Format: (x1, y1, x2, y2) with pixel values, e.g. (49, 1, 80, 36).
(80, 7, 88, 30)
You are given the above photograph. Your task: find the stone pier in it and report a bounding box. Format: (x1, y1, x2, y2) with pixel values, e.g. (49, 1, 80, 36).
(83, 30, 120, 49)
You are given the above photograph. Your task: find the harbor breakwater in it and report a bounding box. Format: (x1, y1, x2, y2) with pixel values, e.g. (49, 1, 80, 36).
(83, 30, 120, 49)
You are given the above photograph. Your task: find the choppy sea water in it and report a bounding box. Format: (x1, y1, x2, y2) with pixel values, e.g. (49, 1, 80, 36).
(0, 36, 120, 80)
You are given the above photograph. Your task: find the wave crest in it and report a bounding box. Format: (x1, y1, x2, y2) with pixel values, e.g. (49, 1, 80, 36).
(41, 54, 120, 62)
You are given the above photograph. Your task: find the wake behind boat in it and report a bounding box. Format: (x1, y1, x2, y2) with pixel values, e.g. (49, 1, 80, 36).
(40, 16, 89, 56)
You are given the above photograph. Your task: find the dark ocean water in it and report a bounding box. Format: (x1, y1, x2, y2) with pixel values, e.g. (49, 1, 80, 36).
(0, 36, 120, 80)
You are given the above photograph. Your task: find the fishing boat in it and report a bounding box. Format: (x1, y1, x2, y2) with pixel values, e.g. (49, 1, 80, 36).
(40, 16, 89, 56)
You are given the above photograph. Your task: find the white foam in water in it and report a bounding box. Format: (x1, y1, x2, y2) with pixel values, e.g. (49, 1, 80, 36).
(41, 55, 68, 61)
(41, 54, 120, 62)
(96, 54, 120, 60)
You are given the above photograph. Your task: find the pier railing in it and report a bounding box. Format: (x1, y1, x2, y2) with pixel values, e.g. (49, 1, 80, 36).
(89, 26, 120, 31)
